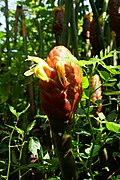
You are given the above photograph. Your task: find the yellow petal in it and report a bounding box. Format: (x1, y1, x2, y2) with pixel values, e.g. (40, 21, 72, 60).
(56, 61, 66, 86)
(24, 67, 35, 76)
(34, 64, 49, 82)
(24, 55, 54, 82)
(26, 55, 43, 64)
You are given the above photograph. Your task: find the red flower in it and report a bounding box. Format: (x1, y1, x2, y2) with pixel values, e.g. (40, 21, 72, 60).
(25, 46, 82, 121)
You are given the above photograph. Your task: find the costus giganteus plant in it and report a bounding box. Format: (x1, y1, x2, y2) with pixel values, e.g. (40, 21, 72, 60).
(24, 45, 82, 180)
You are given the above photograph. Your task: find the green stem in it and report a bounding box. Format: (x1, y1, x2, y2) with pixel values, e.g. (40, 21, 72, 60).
(87, 96, 95, 180)
(49, 117, 76, 180)
(7, 130, 14, 180)
(7, 116, 19, 180)
(70, 1, 78, 58)
(81, 94, 95, 180)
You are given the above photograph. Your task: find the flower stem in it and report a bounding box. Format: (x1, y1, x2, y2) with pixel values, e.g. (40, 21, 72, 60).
(49, 117, 77, 180)
(87, 96, 95, 180)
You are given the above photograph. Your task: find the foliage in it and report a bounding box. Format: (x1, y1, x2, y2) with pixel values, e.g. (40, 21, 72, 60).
(0, 0, 120, 179)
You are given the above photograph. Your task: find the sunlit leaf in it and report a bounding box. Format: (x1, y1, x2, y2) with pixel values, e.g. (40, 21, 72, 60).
(117, 82, 120, 89)
(0, 161, 7, 172)
(6, 124, 24, 135)
(43, 151, 50, 164)
(101, 50, 115, 60)
(106, 122, 120, 133)
(103, 82, 116, 87)
(109, 78, 117, 82)
(26, 120, 36, 135)
(14, 126, 24, 136)
(82, 76, 89, 89)
(106, 66, 120, 75)
(85, 144, 100, 157)
(9, 104, 30, 117)
(9, 105, 18, 117)
(28, 137, 41, 157)
(103, 91, 120, 96)
(98, 112, 106, 121)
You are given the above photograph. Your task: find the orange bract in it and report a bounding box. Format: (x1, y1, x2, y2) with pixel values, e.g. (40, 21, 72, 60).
(39, 46, 82, 121)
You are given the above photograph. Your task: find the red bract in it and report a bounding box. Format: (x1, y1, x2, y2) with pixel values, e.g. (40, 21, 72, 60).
(39, 46, 82, 121)
(109, 0, 120, 49)
(83, 13, 101, 56)
(52, 7, 64, 45)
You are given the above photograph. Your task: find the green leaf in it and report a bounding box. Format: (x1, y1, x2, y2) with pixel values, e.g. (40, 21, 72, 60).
(82, 76, 89, 89)
(106, 66, 120, 75)
(6, 125, 24, 136)
(98, 112, 106, 121)
(63, 53, 94, 67)
(109, 78, 117, 82)
(81, 91, 89, 101)
(11, 163, 44, 175)
(85, 144, 100, 157)
(43, 157, 59, 168)
(107, 111, 118, 122)
(26, 120, 36, 135)
(106, 122, 120, 133)
(8, 104, 30, 117)
(103, 82, 116, 87)
(92, 145, 101, 157)
(98, 70, 109, 81)
(101, 50, 115, 60)
(9, 105, 18, 117)
(18, 103, 30, 116)
(28, 137, 41, 157)
(113, 152, 120, 158)
(0, 161, 7, 172)
(14, 126, 24, 136)
(117, 82, 120, 89)
(43, 152, 50, 164)
(103, 91, 120, 96)
(0, 175, 7, 179)
(78, 60, 94, 66)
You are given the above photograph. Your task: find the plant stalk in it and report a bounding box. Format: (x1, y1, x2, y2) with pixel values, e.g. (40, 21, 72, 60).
(87, 95, 95, 180)
(70, 1, 78, 58)
(89, 0, 104, 53)
(49, 117, 77, 180)
(5, 0, 11, 66)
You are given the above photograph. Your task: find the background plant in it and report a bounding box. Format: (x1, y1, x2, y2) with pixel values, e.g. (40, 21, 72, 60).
(0, 0, 120, 179)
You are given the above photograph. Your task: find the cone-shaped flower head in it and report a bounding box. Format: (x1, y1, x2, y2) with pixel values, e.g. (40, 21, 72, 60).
(24, 46, 82, 121)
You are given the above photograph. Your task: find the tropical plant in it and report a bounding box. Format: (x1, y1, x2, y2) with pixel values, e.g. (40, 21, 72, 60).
(0, 0, 120, 180)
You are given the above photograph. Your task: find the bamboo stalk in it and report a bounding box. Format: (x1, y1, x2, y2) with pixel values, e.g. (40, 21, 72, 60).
(61, 0, 70, 46)
(5, 0, 11, 66)
(70, 1, 78, 58)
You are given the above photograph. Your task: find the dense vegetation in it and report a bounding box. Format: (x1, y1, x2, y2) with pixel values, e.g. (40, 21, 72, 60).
(0, 0, 120, 179)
